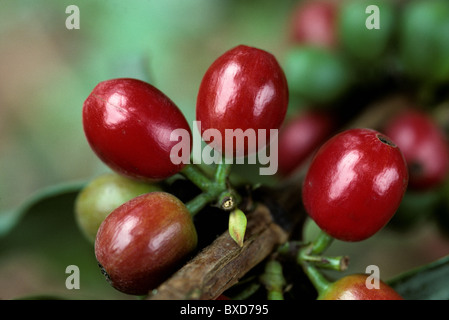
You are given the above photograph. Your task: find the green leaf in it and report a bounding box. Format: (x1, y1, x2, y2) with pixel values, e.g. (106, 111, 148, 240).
(0, 180, 87, 238)
(388, 254, 449, 300)
(0, 180, 131, 299)
(228, 209, 247, 247)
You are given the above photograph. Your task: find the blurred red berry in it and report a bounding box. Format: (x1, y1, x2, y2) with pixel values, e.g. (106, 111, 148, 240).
(384, 109, 449, 190)
(278, 110, 335, 177)
(289, 0, 338, 49)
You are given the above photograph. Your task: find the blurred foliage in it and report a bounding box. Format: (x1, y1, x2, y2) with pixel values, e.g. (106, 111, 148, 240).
(388, 254, 449, 300)
(0, 181, 132, 299)
(0, 0, 295, 212)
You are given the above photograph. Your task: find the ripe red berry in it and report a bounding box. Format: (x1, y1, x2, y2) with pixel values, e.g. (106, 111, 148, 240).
(83, 78, 192, 181)
(196, 45, 289, 158)
(302, 128, 408, 242)
(95, 192, 198, 295)
(318, 274, 403, 300)
(383, 109, 449, 190)
(278, 110, 335, 177)
(289, 0, 338, 48)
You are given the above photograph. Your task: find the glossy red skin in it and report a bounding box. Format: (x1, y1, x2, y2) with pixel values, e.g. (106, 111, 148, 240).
(289, 0, 338, 48)
(278, 110, 335, 177)
(302, 128, 408, 242)
(318, 274, 403, 300)
(95, 192, 198, 295)
(196, 45, 289, 158)
(384, 109, 449, 190)
(83, 78, 192, 181)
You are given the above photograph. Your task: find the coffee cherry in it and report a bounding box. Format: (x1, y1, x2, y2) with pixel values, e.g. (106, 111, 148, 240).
(318, 274, 403, 300)
(289, 0, 338, 49)
(95, 192, 197, 295)
(278, 110, 335, 177)
(196, 45, 288, 158)
(83, 78, 192, 181)
(284, 46, 351, 105)
(302, 128, 408, 241)
(399, 0, 449, 82)
(75, 173, 161, 243)
(384, 109, 449, 190)
(338, 0, 395, 62)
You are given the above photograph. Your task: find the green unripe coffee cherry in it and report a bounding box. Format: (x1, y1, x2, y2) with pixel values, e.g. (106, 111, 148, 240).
(399, 0, 449, 82)
(337, 0, 395, 63)
(75, 173, 162, 243)
(284, 46, 352, 105)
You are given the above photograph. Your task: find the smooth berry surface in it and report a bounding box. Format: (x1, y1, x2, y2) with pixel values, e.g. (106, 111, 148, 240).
(318, 274, 403, 300)
(384, 109, 449, 190)
(302, 128, 408, 242)
(95, 192, 198, 295)
(196, 45, 288, 158)
(83, 78, 192, 181)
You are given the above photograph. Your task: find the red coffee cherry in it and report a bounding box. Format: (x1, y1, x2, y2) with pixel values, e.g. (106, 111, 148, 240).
(278, 110, 335, 177)
(95, 192, 198, 295)
(384, 109, 449, 190)
(196, 45, 289, 158)
(318, 274, 403, 300)
(302, 128, 408, 242)
(289, 0, 338, 48)
(83, 78, 192, 181)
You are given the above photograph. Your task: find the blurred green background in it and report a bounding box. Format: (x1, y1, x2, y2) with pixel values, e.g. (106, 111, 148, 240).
(0, 0, 293, 214)
(1, 0, 449, 300)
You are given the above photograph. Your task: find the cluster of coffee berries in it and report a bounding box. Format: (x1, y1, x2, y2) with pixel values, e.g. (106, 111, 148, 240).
(76, 45, 288, 296)
(74, 0, 449, 300)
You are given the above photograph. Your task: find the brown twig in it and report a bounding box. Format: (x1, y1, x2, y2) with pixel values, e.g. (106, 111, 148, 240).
(148, 205, 291, 300)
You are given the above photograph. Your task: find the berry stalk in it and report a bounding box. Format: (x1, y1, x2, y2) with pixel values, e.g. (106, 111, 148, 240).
(182, 162, 237, 216)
